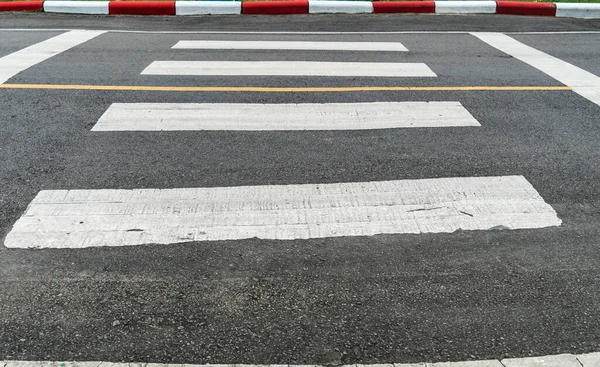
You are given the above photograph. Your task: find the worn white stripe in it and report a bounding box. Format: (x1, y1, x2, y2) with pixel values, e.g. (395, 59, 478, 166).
(471, 32, 600, 107)
(92, 102, 480, 131)
(172, 40, 408, 52)
(141, 61, 437, 77)
(4, 353, 600, 366)
(0, 30, 106, 84)
(4, 176, 560, 249)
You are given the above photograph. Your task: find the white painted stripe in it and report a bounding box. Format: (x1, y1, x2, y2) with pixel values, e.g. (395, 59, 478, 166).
(5, 354, 600, 367)
(471, 32, 600, 107)
(308, 0, 374, 14)
(172, 40, 408, 52)
(556, 3, 600, 19)
(435, 1, 497, 14)
(92, 102, 480, 131)
(4, 176, 560, 249)
(0, 30, 106, 84)
(43, 1, 109, 15)
(175, 1, 241, 15)
(141, 61, 436, 77)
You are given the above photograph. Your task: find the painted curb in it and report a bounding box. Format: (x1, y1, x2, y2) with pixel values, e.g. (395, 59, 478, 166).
(556, 1, 600, 18)
(242, 0, 308, 14)
(109, 0, 175, 14)
(497, 0, 556, 16)
(0, 0, 598, 18)
(44, 0, 109, 14)
(0, 1, 43, 11)
(435, 0, 496, 13)
(373, 1, 435, 13)
(309, 0, 374, 13)
(176, 1, 240, 14)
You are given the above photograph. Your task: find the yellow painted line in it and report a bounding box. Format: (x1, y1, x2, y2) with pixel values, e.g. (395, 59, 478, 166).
(0, 83, 572, 92)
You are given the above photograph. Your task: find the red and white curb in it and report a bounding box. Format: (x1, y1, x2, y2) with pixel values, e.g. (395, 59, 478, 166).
(1, 0, 600, 18)
(3, 354, 600, 367)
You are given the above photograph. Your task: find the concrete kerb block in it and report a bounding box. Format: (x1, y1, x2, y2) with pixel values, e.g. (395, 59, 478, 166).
(43, 1, 109, 14)
(434, 0, 496, 13)
(0, 1, 43, 11)
(309, 0, 374, 13)
(176, 1, 241, 15)
(501, 354, 582, 367)
(556, 2, 600, 18)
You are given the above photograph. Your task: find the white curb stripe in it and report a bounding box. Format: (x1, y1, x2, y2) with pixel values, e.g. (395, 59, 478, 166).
(4, 354, 600, 366)
(172, 40, 408, 52)
(308, 0, 374, 14)
(91, 102, 480, 131)
(141, 61, 437, 77)
(435, 1, 497, 14)
(43, 1, 109, 14)
(556, 2, 600, 18)
(472, 32, 600, 107)
(0, 30, 106, 84)
(175, 1, 241, 15)
(4, 176, 560, 249)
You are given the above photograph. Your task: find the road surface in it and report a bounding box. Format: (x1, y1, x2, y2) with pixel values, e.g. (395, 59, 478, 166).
(1, 12, 600, 365)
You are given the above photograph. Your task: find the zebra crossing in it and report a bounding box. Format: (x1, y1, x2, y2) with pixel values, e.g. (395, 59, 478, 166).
(2, 34, 563, 249)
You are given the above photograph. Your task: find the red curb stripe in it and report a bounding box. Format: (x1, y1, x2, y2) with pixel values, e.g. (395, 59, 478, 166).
(0, 1, 43, 12)
(242, 0, 308, 14)
(373, 1, 435, 13)
(109, 1, 175, 15)
(496, 1, 556, 16)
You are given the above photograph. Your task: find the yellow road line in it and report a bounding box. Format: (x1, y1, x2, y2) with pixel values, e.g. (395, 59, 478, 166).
(0, 84, 572, 92)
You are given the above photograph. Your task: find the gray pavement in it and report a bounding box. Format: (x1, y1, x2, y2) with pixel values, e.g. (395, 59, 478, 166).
(1, 13, 600, 365)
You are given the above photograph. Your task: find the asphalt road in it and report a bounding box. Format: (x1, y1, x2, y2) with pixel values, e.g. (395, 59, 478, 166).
(1, 13, 600, 365)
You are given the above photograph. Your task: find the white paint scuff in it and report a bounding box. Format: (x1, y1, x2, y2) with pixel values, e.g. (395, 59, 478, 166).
(172, 40, 408, 52)
(471, 32, 600, 107)
(141, 61, 437, 77)
(91, 102, 481, 131)
(0, 30, 106, 84)
(4, 176, 561, 249)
